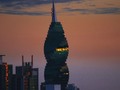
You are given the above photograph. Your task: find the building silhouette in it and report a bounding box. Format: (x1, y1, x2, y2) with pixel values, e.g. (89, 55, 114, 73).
(29, 68, 39, 90)
(66, 84, 80, 90)
(0, 55, 13, 90)
(0, 55, 39, 90)
(11, 74, 17, 90)
(15, 55, 39, 90)
(41, 0, 69, 90)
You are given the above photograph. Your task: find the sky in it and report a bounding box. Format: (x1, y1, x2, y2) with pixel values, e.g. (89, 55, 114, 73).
(0, 0, 120, 90)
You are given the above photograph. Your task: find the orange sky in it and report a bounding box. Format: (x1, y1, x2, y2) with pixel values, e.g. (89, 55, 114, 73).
(0, 1, 120, 89)
(0, 14, 120, 62)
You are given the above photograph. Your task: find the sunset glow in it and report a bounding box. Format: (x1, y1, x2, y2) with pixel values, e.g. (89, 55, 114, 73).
(0, 0, 120, 90)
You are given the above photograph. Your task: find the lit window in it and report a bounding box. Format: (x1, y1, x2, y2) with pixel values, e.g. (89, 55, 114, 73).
(56, 47, 68, 52)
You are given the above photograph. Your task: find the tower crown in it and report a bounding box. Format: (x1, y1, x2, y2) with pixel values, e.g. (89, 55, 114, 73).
(52, 0, 57, 22)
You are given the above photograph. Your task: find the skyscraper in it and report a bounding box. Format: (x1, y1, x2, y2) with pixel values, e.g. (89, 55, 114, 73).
(43, 0, 69, 90)
(16, 55, 39, 90)
(0, 55, 13, 90)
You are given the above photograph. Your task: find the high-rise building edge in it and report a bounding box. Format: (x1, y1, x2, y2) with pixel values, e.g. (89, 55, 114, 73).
(0, 55, 39, 90)
(15, 55, 39, 90)
(41, 0, 69, 90)
(41, 0, 80, 90)
(0, 55, 13, 90)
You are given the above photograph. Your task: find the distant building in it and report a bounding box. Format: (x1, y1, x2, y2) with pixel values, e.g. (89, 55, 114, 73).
(11, 74, 17, 90)
(30, 68, 39, 90)
(15, 55, 39, 90)
(67, 84, 80, 90)
(46, 84, 61, 90)
(41, 84, 61, 90)
(0, 55, 13, 90)
(40, 82, 46, 90)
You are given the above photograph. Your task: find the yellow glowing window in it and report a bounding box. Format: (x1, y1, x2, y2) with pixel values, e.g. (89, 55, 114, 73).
(56, 48, 68, 52)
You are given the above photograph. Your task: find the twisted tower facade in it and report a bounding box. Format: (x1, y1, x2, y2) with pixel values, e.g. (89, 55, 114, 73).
(44, 0, 69, 89)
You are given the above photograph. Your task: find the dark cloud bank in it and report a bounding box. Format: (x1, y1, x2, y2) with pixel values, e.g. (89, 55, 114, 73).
(0, 0, 120, 15)
(64, 7, 120, 14)
(0, 0, 78, 15)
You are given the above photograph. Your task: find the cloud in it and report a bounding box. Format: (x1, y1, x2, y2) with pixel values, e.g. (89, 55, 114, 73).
(63, 7, 120, 14)
(0, 10, 49, 16)
(0, 0, 79, 15)
(0, 0, 120, 15)
(94, 8, 120, 14)
(0, 0, 79, 9)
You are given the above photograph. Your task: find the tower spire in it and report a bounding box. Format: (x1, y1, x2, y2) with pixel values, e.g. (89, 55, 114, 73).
(52, 0, 57, 22)
(22, 55, 24, 66)
(31, 55, 33, 67)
